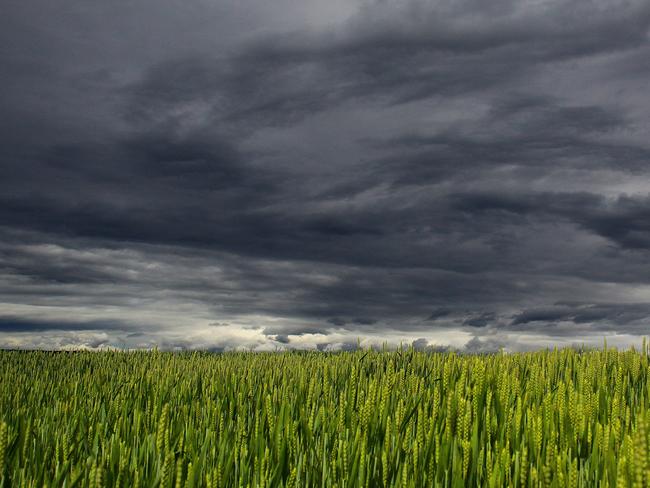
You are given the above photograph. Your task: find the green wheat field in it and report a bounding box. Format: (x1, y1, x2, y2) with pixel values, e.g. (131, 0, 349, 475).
(1, 344, 650, 487)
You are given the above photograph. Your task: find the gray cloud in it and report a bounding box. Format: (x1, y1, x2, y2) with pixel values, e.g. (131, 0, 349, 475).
(462, 336, 507, 354)
(2, 0, 650, 350)
(0, 316, 136, 333)
(427, 309, 452, 321)
(463, 312, 496, 328)
(509, 303, 650, 332)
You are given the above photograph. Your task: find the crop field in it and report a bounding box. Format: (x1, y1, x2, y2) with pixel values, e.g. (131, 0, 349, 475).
(1, 346, 650, 487)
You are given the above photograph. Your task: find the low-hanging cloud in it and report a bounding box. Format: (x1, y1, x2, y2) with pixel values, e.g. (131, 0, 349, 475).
(2, 0, 650, 350)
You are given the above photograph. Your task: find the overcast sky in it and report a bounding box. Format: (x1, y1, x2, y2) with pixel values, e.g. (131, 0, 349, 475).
(2, 0, 650, 351)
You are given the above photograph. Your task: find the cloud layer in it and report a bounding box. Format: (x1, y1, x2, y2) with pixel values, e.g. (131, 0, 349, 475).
(2, 0, 650, 351)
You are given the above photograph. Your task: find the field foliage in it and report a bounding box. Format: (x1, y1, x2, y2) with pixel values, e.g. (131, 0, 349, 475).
(1, 345, 650, 487)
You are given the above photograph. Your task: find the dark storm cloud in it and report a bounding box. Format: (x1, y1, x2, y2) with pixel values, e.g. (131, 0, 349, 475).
(427, 309, 452, 320)
(371, 97, 649, 191)
(327, 318, 347, 327)
(261, 325, 329, 337)
(118, 0, 650, 132)
(2, 0, 650, 349)
(351, 317, 378, 325)
(463, 312, 496, 328)
(462, 336, 507, 354)
(273, 334, 291, 344)
(0, 316, 134, 333)
(317, 341, 359, 352)
(510, 303, 650, 329)
(451, 191, 650, 251)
